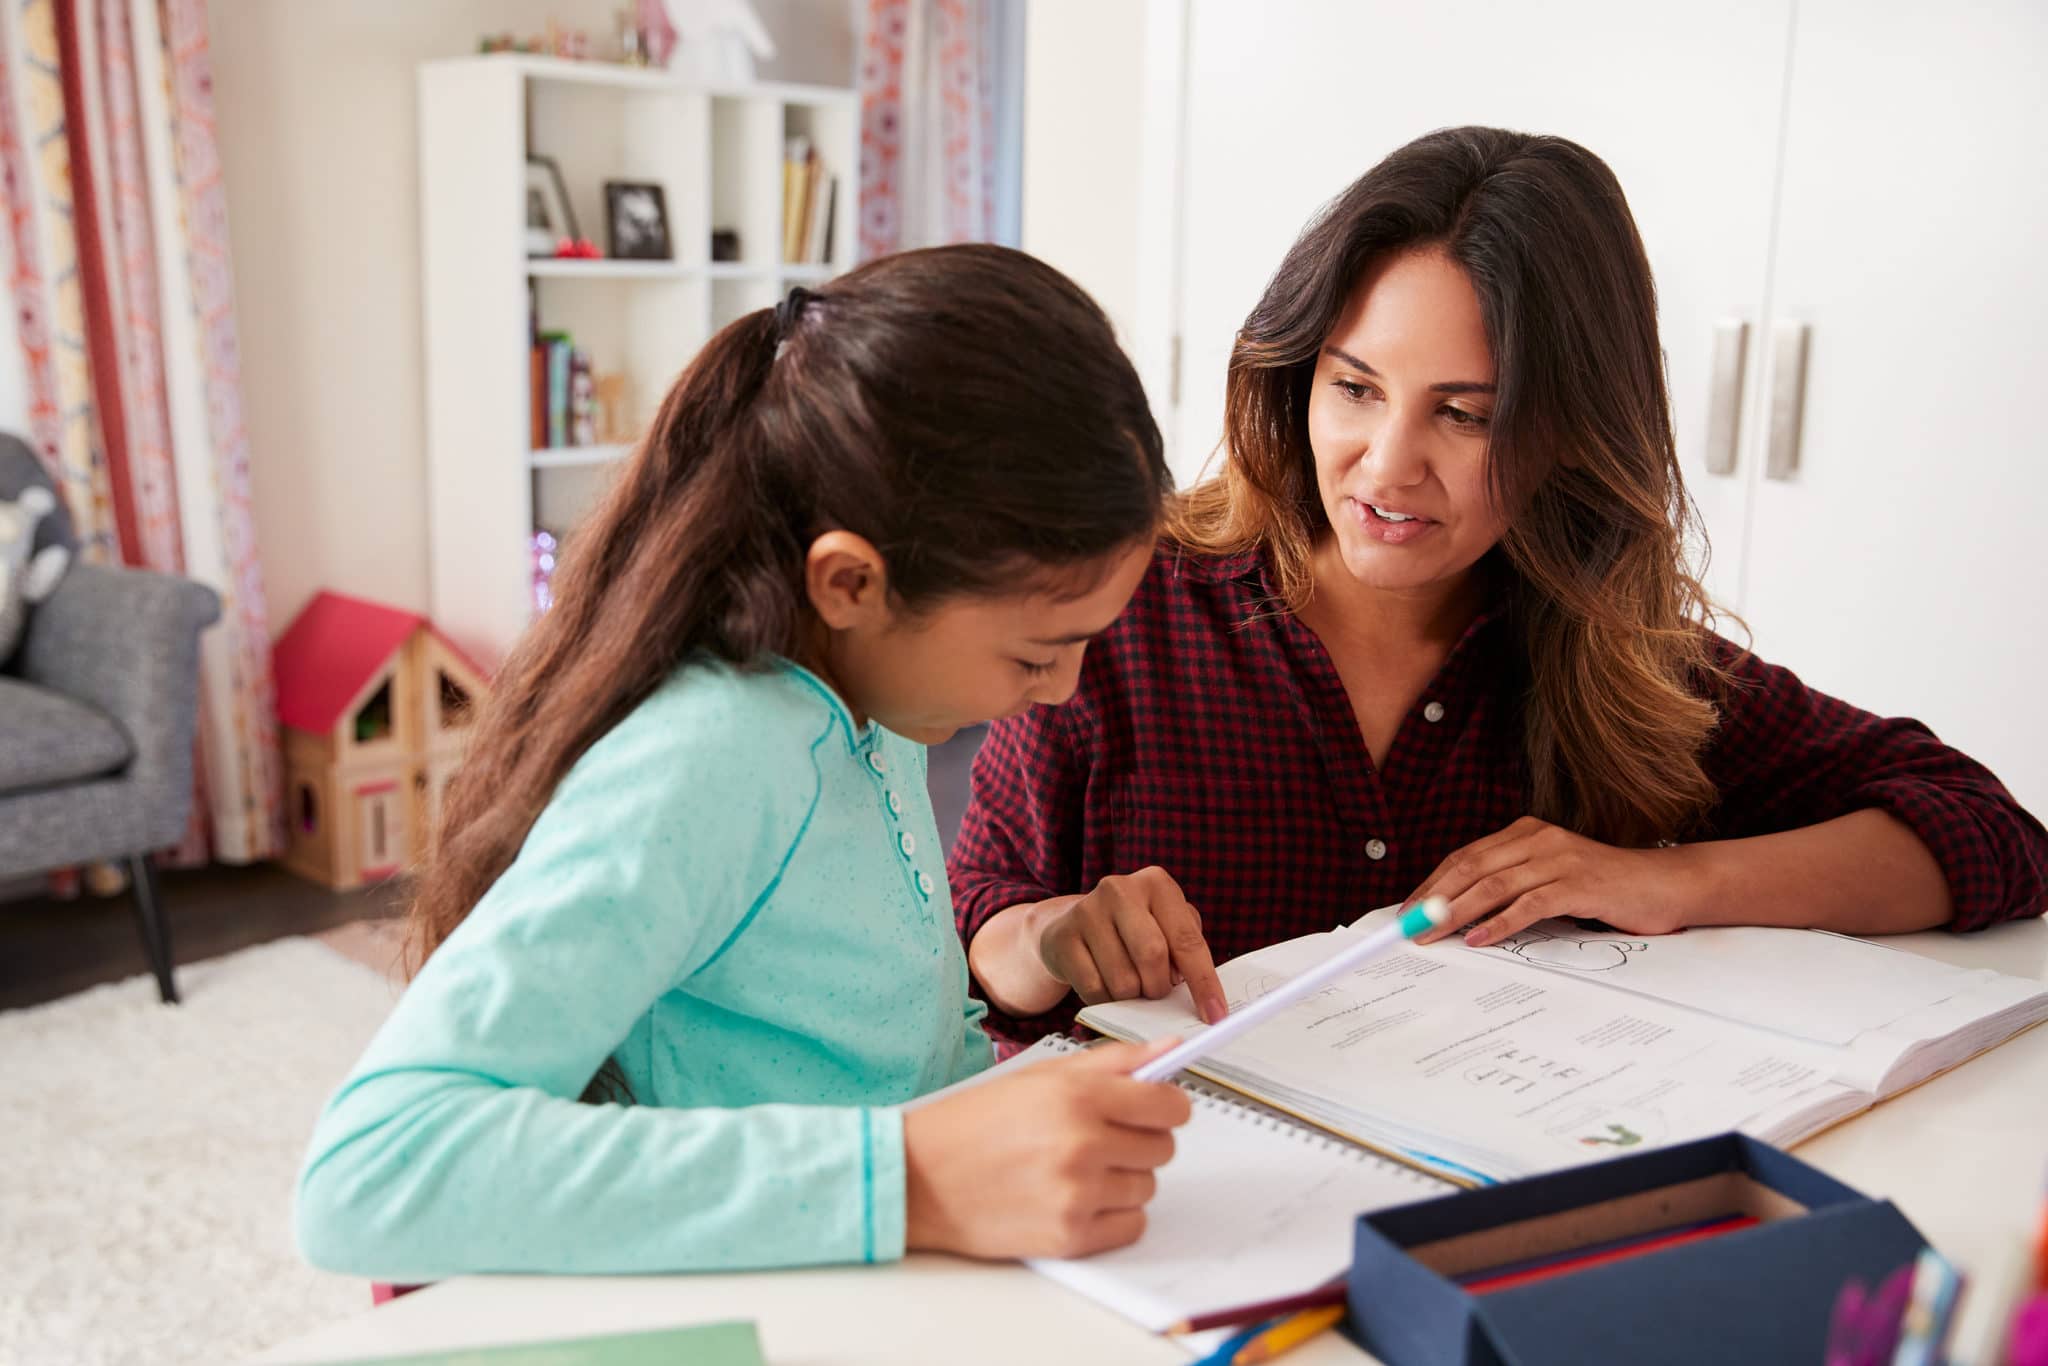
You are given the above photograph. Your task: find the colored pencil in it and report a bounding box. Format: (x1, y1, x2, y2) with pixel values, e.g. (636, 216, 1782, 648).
(1451, 1213, 1753, 1287)
(1191, 1316, 1279, 1366)
(1232, 1304, 1348, 1364)
(1462, 1214, 1759, 1294)
(1170, 1280, 1347, 1335)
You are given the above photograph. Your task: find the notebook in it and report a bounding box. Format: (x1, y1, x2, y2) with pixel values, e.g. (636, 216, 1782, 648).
(1078, 909, 2048, 1187)
(916, 1035, 1449, 1335)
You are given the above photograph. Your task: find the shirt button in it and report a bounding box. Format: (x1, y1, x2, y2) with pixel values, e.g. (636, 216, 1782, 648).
(886, 790, 903, 817)
(898, 830, 917, 858)
(1366, 838, 1388, 861)
(915, 870, 935, 899)
(866, 751, 887, 776)
(1423, 701, 1445, 723)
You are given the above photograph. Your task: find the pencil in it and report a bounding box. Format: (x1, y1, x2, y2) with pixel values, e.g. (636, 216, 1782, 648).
(1169, 1280, 1347, 1334)
(1232, 1304, 1348, 1364)
(1462, 1214, 1758, 1294)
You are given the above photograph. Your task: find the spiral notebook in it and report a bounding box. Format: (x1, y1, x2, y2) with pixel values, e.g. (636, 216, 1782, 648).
(926, 1035, 1451, 1334)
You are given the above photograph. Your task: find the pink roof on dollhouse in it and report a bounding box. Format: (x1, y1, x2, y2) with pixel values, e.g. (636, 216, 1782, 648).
(272, 591, 489, 735)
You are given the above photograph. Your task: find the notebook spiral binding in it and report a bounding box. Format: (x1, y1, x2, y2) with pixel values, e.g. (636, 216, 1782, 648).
(1042, 1035, 1448, 1192)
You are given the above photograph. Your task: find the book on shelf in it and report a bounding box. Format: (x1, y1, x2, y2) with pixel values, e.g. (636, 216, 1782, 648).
(1077, 908, 2048, 1187)
(529, 344, 546, 450)
(782, 134, 811, 264)
(805, 164, 835, 265)
(537, 330, 572, 449)
(569, 348, 595, 447)
(781, 135, 835, 265)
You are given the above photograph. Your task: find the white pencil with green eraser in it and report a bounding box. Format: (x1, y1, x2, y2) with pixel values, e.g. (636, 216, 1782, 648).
(1133, 897, 1451, 1083)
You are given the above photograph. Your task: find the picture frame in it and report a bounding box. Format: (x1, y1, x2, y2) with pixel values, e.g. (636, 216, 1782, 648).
(604, 181, 673, 261)
(524, 157, 578, 257)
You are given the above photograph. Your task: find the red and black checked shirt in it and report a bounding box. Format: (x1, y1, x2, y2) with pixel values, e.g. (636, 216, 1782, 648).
(949, 544, 2048, 1050)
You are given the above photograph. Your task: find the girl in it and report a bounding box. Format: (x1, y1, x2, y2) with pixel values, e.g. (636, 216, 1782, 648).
(296, 245, 1190, 1279)
(952, 127, 2048, 1049)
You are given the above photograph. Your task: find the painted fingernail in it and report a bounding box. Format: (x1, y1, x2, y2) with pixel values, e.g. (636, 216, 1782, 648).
(1465, 927, 1490, 946)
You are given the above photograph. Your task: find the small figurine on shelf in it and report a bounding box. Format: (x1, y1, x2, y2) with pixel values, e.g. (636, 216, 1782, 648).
(666, 0, 775, 82)
(617, 9, 646, 66)
(553, 237, 603, 260)
(636, 0, 679, 68)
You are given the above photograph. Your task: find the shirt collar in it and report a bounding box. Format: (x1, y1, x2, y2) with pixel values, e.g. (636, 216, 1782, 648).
(774, 657, 881, 756)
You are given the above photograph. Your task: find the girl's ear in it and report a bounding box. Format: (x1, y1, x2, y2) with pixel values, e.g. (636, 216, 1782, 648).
(804, 531, 892, 630)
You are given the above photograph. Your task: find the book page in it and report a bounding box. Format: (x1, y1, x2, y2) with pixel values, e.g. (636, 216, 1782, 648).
(1084, 930, 1857, 1181)
(1340, 908, 1994, 1047)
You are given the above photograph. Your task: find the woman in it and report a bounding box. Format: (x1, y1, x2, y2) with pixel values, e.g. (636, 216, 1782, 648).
(950, 127, 2046, 1050)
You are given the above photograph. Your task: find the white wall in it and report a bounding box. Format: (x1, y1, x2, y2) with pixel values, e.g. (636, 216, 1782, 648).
(1019, 0, 1186, 475)
(1019, 0, 1146, 345)
(207, 0, 855, 633)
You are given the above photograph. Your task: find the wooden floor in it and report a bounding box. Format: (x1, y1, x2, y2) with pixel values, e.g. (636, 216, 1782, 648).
(0, 725, 988, 1013)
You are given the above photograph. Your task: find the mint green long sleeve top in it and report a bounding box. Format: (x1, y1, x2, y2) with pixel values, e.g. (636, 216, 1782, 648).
(294, 659, 992, 1280)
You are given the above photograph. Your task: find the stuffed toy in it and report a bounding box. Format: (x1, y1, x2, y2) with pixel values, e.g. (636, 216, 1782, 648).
(0, 485, 72, 665)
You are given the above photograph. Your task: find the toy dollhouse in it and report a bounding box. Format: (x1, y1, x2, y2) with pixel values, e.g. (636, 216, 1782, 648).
(272, 592, 490, 890)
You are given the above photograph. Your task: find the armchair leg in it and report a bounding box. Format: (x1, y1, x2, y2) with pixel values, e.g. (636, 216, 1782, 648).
(128, 854, 179, 1004)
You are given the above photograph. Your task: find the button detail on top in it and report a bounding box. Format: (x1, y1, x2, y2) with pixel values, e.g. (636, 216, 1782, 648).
(1365, 838, 1388, 861)
(1423, 701, 1445, 723)
(914, 870, 935, 899)
(866, 751, 887, 776)
(886, 790, 903, 817)
(898, 831, 918, 858)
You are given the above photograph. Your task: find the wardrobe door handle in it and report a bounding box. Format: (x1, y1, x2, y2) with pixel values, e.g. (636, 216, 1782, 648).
(1765, 321, 1810, 482)
(1703, 318, 1748, 477)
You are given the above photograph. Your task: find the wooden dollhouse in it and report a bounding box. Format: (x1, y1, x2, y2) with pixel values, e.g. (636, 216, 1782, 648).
(272, 592, 490, 890)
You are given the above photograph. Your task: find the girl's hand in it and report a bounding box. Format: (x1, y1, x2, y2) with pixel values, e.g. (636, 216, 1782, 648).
(903, 1038, 1191, 1260)
(1035, 867, 1228, 1024)
(1409, 816, 1701, 947)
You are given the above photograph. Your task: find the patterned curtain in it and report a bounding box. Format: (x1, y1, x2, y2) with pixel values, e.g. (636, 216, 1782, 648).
(1, 0, 282, 864)
(857, 0, 1000, 261)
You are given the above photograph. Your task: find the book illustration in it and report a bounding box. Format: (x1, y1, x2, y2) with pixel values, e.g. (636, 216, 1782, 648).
(1229, 974, 1342, 1016)
(1543, 1102, 1665, 1151)
(1491, 924, 1649, 972)
(1462, 1044, 1586, 1095)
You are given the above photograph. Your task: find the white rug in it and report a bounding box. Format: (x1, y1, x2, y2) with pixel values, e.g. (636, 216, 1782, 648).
(0, 937, 402, 1365)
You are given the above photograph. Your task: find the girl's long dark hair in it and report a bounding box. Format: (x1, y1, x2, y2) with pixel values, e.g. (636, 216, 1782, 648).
(1173, 127, 1730, 847)
(410, 244, 1168, 976)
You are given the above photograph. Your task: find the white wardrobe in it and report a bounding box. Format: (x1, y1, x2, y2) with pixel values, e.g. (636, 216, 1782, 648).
(1040, 0, 2048, 819)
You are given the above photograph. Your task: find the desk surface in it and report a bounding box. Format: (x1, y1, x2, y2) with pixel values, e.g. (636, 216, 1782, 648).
(256, 920, 2048, 1366)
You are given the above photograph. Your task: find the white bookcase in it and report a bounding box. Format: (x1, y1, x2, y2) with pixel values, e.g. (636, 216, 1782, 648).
(418, 54, 857, 668)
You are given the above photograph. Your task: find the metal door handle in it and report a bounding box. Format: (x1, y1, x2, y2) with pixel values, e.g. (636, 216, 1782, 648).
(1703, 319, 1748, 476)
(1765, 321, 1810, 482)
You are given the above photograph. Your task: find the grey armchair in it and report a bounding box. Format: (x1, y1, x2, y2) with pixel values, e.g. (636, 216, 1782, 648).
(0, 433, 221, 1003)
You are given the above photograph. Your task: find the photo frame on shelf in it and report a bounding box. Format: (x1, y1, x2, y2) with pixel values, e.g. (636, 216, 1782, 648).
(524, 157, 578, 257)
(604, 181, 673, 260)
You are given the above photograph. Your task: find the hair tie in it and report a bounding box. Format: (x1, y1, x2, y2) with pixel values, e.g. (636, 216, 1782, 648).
(773, 286, 814, 341)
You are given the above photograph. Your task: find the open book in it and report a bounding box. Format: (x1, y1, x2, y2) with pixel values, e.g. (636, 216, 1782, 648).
(1077, 910, 2048, 1186)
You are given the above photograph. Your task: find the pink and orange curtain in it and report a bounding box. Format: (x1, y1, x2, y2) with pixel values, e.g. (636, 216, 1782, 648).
(857, 0, 1001, 261)
(2, 0, 281, 864)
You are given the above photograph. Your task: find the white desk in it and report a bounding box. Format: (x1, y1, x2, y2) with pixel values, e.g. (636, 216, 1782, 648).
(256, 921, 2048, 1366)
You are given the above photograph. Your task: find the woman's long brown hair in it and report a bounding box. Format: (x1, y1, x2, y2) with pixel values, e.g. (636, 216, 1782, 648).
(409, 244, 1168, 979)
(1173, 127, 1730, 847)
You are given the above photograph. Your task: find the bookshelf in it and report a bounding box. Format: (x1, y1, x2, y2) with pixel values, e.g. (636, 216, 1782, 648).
(418, 54, 858, 667)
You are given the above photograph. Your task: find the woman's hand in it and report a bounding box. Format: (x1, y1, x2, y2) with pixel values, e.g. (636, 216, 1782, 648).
(1409, 816, 1702, 946)
(1036, 867, 1229, 1024)
(902, 1038, 1191, 1260)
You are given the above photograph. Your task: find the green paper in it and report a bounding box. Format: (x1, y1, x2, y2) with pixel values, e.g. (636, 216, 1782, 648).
(318, 1320, 763, 1366)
